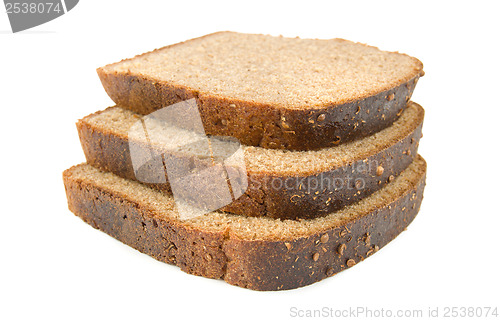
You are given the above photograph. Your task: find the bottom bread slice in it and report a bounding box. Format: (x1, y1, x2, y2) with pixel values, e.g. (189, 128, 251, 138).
(63, 155, 427, 291)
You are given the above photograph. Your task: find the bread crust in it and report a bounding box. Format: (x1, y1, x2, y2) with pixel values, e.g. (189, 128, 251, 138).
(63, 159, 426, 291)
(96, 32, 423, 151)
(76, 104, 423, 220)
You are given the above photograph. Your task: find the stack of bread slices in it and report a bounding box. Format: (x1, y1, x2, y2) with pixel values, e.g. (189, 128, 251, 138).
(63, 32, 426, 291)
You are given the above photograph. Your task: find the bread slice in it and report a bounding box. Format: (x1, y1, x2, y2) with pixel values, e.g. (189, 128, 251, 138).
(63, 156, 426, 291)
(97, 31, 424, 150)
(77, 101, 424, 220)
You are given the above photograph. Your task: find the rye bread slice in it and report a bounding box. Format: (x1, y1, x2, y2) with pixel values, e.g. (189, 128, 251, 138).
(62, 156, 426, 291)
(76, 102, 424, 220)
(97, 31, 424, 151)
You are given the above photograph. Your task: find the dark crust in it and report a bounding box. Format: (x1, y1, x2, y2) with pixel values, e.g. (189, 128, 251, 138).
(76, 104, 423, 220)
(62, 158, 426, 291)
(96, 33, 423, 151)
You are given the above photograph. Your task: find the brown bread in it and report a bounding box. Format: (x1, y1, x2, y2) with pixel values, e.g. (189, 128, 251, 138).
(77, 102, 424, 220)
(97, 31, 424, 150)
(63, 156, 426, 291)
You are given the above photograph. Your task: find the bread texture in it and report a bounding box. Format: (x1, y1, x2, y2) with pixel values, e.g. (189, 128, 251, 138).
(63, 156, 426, 291)
(77, 102, 424, 220)
(97, 31, 424, 150)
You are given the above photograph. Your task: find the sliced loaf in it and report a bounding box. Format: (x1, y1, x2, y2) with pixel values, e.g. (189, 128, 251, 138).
(77, 102, 424, 220)
(63, 156, 426, 291)
(97, 31, 424, 150)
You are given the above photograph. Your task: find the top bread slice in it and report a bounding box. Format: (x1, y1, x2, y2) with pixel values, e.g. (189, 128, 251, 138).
(97, 31, 424, 150)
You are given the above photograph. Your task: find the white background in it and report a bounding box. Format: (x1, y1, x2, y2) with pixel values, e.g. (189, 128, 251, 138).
(1, 1, 499, 320)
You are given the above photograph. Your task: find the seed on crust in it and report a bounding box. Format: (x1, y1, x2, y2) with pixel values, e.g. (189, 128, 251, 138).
(312, 252, 320, 261)
(332, 136, 341, 145)
(337, 243, 346, 256)
(365, 234, 371, 245)
(388, 175, 395, 183)
(386, 93, 395, 101)
(168, 246, 177, 257)
(326, 267, 335, 276)
(280, 116, 290, 129)
(320, 233, 329, 243)
(346, 259, 356, 267)
(285, 242, 292, 250)
(317, 114, 326, 122)
(376, 165, 384, 176)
